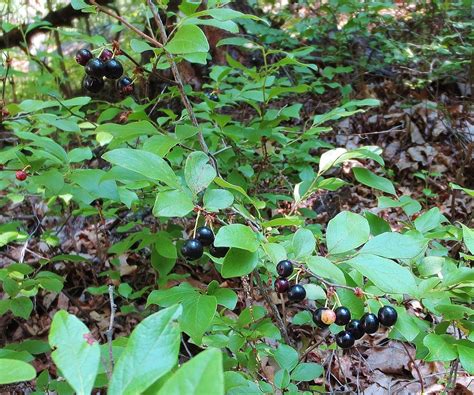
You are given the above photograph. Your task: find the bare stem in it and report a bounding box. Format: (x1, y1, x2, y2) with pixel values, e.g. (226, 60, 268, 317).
(106, 285, 117, 377)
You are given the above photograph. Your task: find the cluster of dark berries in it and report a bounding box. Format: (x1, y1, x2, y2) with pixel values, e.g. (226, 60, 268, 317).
(181, 226, 229, 261)
(313, 305, 398, 349)
(75, 48, 133, 95)
(274, 260, 306, 302)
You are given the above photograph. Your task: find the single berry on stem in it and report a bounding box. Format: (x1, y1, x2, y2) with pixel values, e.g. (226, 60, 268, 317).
(209, 244, 229, 258)
(104, 59, 123, 79)
(335, 330, 355, 349)
(15, 170, 27, 181)
(196, 226, 214, 246)
(274, 278, 289, 293)
(345, 319, 365, 340)
(361, 313, 379, 334)
(99, 48, 114, 61)
(378, 305, 398, 326)
(75, 48, 93, 66)
(117, 76, 134, 95)
(276, 259, 293, 278)
(313, 307, 335, 327)
(287, 284, 306, 302)
(334, 306, 351, 326)
(85, 58, 105, 78)
(181, 239, 203, 261)
(83, 76, 104, 93)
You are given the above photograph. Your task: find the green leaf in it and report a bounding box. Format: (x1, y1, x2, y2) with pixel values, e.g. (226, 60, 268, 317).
(203, 189, 234, 211)
(423, 334, 457, 362)
(130, 39, 154, 53)
(414, 207, 445, 233)
(184, 151, 217, 195)
(364, 211, 391, 236)
(214, 224, 259, 252)
(10, 297, 33, 319)
(274, 344, 299, 371)
(0, 359, 36, 385)
(290, 363, 323, 381)
(292, 228, 316, 259)
(102, 148, 180, 188)
(360, 232, 425, 259)
(109, 305, 182, 395)
(306, 256, 346, 284)
(222, 249, 258, 278)
(153, 190, 194, 217)
(461, 225, 474, 255)
(352, 167, 395, 195)
(181, 295, 217, 342)
(49, 311, 100, 395)
(303, 283, 326, 300)
(166, 25, 210, 54)
(346, 254, 417, 294)
(326, 211, 370, 254)
(157, 349, 224, 395)
(458, 341, 474, 374)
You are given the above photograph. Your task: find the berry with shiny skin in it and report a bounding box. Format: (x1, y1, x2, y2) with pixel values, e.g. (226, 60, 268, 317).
(181, 239, 203, 261)
(117, 76, 134, 95)
(104, 59, 123, 79)
(209, 244, 229, 258)
(287, 284, 306, 302)
(195, 226, 214, 246)
(313, 307, 336, 327)
(378, 306, 398, 326)
(99, 48, 114, 61)
(335, 330, 355, 349)
(83, 76, 104, 93)
(15, 170, 27, 181)
(335, 306, 352, 326)
(276, 260, 293, 278)
(345, 319, 365, 339)
(274, 278, 289, 293)
(75, 48, 93, 66)
(361, 313, 379, 334)
(85, 58, 105, 78)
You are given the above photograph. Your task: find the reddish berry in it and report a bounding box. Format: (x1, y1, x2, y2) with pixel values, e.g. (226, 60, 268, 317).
(99, 48, 114, 61)
(15, 170, 27, 181)
(274, 278, 289, 293)
(313, 307, 335, 327)
(75, 48, 93, 66)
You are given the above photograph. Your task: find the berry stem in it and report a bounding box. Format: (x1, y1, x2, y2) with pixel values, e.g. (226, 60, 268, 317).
(193, 210, 201, 239)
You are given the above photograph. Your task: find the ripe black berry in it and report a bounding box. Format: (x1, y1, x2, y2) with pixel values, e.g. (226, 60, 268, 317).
(313, 307, 336, 327)
(335, 330, 355, 349)
(378, 306, 398, 326)
(104, 59, 123, 79)
(361, 313, 379, 334)
(85, 58, 105, 78)
(196, 226, 214, 246)
(15, 170, 27, 181)
(75, 48, 93, 66)
(117, 76, 134, 95)
(99, 48, 114, 61)
(334, 306, 351, 326)
(274, 278, 289, 293)
(83, 76, 104, 93)
(209, 244, 229, 258)
(181, 239, 203, 260)
(276, 260, 293, 278)
(287, 284, 306, 302)
(345, 319, 365, 340)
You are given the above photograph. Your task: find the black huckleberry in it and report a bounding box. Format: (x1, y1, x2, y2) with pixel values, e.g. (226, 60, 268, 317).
(335, 330, 355, 349)
(117, 76, 134, 95)
(83, 76, 104, 93)
(104, 59, 123, 79)
(287, 284, 306, 302)
(99, 48, 114, 61)
(181, 239, 203, 261)
(274, 278, 289, 293)
(196, 226, 215, 246)
(334, 306, 352, 326)
(378, 306, 398, 326)
(85, 58, 105, 78)
(313, 307, 336, 327)
(209, 244, 229, 258)
(75, 48, 93, 66)
(345, 319, 365, 340)
(276, 260, 293, 278)
(361, 313, 379, 334)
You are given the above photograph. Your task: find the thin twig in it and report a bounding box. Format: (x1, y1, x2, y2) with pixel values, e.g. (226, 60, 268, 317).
(400, 341, 424, 393)
(105, 285, 117, 378)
